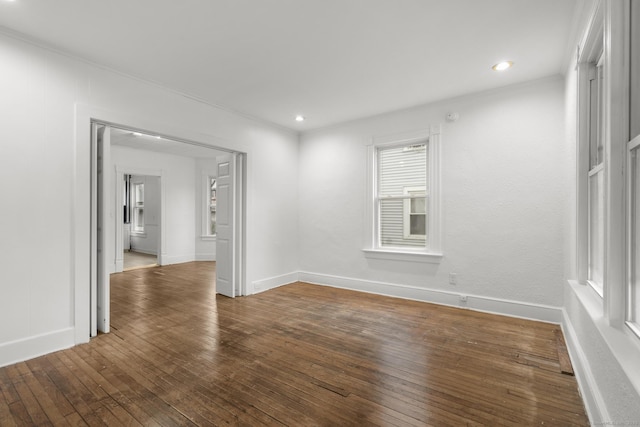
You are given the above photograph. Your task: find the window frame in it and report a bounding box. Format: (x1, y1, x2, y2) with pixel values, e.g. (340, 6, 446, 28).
(576, 0, 633, 334)
(627, 134, 640, 336)
(200, 172, 217, 240)
(131, 181, 145, 235)
(626, 0, 640, 338)
(363, 127, 442, 263)
(576, 2, 605, 298)
(403, 186, 427, 240)
(586, 52, 606, 297)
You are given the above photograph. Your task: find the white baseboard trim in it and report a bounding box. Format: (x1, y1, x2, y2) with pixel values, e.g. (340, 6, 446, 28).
(0, 327, 75, 368)
(298, 271, 562, 324)
(561, 308, 608, 425)
(253, 271, 299, 294)
(161, 254, 196, 265)
(195, 253, 216, 261)
(130, 248, 158, 256)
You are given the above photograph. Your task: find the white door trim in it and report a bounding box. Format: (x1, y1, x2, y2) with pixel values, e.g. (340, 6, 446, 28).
(74, 103, 246, 343)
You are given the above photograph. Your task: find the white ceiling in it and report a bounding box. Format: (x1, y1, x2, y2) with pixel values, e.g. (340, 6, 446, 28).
(0, 0, 578, 131)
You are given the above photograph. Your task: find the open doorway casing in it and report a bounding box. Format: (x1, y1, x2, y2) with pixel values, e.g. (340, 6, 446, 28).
(89, 120, 245, 337)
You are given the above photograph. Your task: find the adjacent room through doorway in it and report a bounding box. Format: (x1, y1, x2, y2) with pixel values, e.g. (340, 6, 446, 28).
(121, 173, 160, 271)
(90, 122, 245, 337)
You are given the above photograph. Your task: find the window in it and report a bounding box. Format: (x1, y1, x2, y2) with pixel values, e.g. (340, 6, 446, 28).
(587, 52, 605, 296)
(364, 127, 441, 262)
(201, 173, 217, 238)
(123, 174, 131, 225)
(132, 182, 144, 233)
(378, 143, 427, 248)
(576, 1, 605, 298)
(577, 1, 640, 340)
(208, 176, 217, 236)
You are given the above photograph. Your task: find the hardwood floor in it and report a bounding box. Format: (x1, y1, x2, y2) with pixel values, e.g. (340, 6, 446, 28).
(0, 262, 589, 426)
(123, 251, 158, 271)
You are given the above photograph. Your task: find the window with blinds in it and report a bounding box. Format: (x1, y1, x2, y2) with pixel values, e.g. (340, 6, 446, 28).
(377, 141, 427, 248)
(587, 53, 605, 296)
(209, 176, 217, 235)
(132, 182, 145, 233)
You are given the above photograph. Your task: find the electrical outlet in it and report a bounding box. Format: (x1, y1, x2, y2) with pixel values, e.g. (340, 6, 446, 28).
(449, 273, 457, 285)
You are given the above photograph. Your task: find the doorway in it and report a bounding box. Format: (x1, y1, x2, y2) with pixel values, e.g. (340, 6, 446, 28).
(121, 173, 160, 271)
(90, 121, 245, 337)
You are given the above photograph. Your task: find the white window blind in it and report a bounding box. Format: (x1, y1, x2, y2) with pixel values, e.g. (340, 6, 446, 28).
(377, 142, 427, 248)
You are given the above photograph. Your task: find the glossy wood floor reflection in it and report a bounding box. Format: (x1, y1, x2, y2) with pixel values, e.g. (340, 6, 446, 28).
(0, 262, 589, 426)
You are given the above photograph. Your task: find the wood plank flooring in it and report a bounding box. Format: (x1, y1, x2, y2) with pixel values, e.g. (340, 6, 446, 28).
(123, 251, 158, 271)
(0, 262, 589, 426)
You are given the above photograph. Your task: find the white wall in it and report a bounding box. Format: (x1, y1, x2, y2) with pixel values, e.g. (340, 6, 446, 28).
(112, 147, 197, 265)
(298, 77, 567, 317)
(0, 31, 299, 367)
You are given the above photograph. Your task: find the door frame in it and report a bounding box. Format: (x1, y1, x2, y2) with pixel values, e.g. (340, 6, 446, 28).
(74, 103, 246, 343)
(90, 123, 111, 336)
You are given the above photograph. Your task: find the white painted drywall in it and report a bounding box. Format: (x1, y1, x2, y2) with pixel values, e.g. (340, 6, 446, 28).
(0, 31, 299, 366)
(113, 149, 196, 265)
(299, 77, 567, 308)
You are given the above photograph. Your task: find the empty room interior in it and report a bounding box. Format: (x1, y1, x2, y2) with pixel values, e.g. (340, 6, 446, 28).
(1, 0, 639, 425)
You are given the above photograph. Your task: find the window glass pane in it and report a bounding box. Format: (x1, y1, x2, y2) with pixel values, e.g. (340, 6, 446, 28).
(210, 207, 217, 235)
(411, 197, 426, 214)
(630, 150, 640, 323)
(135, 183, 144, 205)
(210, 178, 217, 206)
(380, 199, 426, 248)
(208, 177, 217, 235)
(410, 214, 426, 235)
(588, 171, 604, 290)
(589, 64, 604, 168)
(132, 182, 145, 232)
(134, 208, 144, 232)
(378, 143, 427, 197)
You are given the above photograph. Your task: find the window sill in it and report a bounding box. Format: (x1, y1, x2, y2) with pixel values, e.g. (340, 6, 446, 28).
(586, 280, 604, 298)
(362, 248, 442, 263)
(200, 235, 217, 241)
(568, 280, 640, 399)
(626, 321, 640, 341)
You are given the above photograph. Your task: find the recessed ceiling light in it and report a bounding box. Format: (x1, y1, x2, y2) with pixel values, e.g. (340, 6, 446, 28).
(492, 61, 514, 71)
(132, 132, 142, 137)
(295, 115, 305, 122)
(155, 135, 162, 139)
